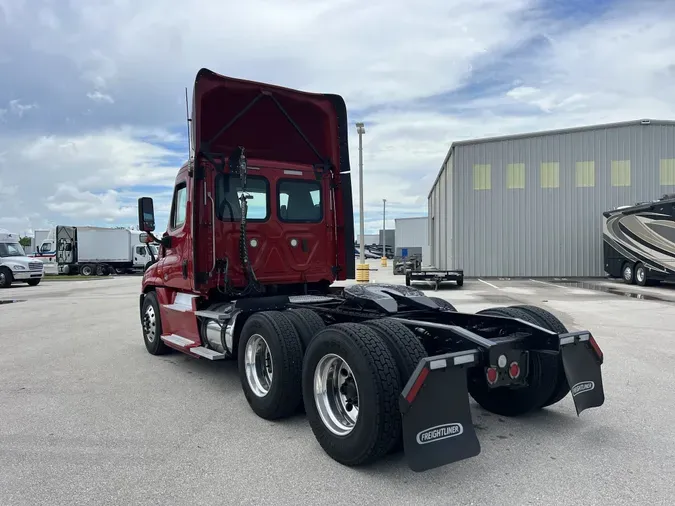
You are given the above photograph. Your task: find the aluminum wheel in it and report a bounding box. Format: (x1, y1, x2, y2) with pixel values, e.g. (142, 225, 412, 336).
(313, 354, 360, 436)
(143, 305, 156, 343)
(623, 264, 632, 281)
(636, 267, 646, 284)
(245, 334, 274, 397)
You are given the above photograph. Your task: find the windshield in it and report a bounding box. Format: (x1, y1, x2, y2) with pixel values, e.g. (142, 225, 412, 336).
(150, 244, 159, 255)
(0, 242, 26, 257)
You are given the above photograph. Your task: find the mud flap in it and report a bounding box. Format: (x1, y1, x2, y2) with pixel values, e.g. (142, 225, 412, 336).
(399, 350, 481, 472)
(559, 331, 605, 415)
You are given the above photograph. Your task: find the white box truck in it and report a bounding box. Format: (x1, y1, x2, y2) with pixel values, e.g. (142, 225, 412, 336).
(40, 226, 156, 276)
(0, 229, 45, 288)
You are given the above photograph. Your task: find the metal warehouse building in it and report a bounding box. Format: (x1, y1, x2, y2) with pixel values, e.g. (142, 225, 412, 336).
(428, 119, 675, 277)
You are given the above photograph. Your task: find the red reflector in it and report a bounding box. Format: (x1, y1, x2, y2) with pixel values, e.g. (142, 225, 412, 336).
(405, 367, 429, 404)
(509, 362, 520, 379)
(486, 367, 498, 384)
(589, 335, 604, 362)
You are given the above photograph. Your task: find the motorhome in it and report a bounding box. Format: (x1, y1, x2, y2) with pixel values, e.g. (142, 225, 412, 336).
(602, 194, 675, 285)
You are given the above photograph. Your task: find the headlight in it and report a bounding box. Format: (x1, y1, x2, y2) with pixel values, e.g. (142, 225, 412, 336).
(12, 265, 26, 271)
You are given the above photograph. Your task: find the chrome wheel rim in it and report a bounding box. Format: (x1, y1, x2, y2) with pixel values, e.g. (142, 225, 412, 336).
(313, 354, 359, 436)
(245, 334, 273, 397)
(637, 268, 645, 283)
(623, 266, 632, 280)
(0, 272, 5, 284)
(143, 305, 156, 343)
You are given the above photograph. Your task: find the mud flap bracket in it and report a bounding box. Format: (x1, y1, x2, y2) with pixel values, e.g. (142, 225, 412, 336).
(559, 331, 605, 416)
(399, 350, 481, 472)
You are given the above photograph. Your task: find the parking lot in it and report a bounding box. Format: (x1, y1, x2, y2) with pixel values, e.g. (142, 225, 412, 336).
(2, 263, 674, 505)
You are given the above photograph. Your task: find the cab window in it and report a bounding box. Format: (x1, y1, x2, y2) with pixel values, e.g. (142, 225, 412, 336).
(136, 246, 146, 255)
(215, 174, 269, 221)
(278, 180, 322, 223)
(171, 182, 188, 229)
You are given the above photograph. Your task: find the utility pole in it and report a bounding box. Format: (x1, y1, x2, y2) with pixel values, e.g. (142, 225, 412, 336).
(381, 198, 387, 267)
(355, 122, 368, 282)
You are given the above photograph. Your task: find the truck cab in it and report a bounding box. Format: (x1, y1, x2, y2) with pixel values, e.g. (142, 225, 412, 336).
(0, 229, 45, 288)
(139, 68, 354, 300)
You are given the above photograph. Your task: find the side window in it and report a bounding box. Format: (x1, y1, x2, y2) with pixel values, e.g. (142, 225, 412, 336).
(171, 182, 188, 229)
(215, 174, 269, 221)
(278, 180, 322, 223)
(136, 246, 146, 255)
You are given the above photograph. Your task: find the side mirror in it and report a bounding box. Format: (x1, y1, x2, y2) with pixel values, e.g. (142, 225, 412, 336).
(137, 197, 155, 232)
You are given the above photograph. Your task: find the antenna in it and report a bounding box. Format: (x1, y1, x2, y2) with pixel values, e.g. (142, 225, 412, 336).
(185, 87, 192, 160)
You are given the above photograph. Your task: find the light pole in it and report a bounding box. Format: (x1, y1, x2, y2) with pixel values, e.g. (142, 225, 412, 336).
(381, 198, 387, 266)
(356, 122, 368, 282)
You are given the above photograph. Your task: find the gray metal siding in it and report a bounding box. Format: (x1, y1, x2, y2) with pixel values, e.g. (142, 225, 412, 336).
(432, 123, 675, 277)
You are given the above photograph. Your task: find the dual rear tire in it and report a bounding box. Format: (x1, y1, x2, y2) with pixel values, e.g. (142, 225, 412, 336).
(468, 305, 571, 416)
(237, 310, 426, 466)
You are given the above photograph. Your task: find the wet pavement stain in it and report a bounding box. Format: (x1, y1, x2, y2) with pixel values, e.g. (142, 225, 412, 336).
(548, 280, 674, 302)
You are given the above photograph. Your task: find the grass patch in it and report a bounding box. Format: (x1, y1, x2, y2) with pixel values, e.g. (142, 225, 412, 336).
(43, 274, 111, 281)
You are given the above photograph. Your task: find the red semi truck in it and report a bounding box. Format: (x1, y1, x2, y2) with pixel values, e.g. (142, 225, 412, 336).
(136, 69, 605, 472)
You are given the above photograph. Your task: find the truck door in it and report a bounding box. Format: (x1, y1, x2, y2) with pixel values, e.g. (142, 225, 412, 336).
(158, 176, 192, 291)
(134, 245, 148, 267)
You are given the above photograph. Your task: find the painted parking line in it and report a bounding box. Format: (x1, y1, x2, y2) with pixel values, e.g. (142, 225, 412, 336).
(477, 278, 501, 290)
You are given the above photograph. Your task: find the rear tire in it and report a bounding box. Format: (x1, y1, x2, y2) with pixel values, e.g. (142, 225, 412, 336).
(510, 304, 571, 406)
(635, 263, 648, 286)
(302, 323, 401, 466)
(467, 306, 559, 416)
(284, 308, 326, 350)
(363, 318, 427, 453)
(238, 311, 304, 420)
(622, 262, 635, 284)
(428, 296, 457, 311)
(81, 264, 94, 276)
(456, 277, 464, 287)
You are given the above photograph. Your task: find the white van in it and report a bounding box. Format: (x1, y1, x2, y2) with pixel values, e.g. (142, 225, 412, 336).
(0, 229, 45, 288)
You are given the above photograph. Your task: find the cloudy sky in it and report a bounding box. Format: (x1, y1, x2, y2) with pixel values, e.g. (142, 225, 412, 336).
(1, 0, 674, 235)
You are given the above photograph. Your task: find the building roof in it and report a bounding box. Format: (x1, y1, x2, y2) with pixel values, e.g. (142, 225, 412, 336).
(427, 118, 675, 198)
(394, 216, 428, 222)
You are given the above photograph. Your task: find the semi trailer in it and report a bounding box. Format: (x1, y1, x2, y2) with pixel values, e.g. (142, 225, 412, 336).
(603, 193, 675, 285)
(37, 226, 156, 275)
(136, 68, 606, 472)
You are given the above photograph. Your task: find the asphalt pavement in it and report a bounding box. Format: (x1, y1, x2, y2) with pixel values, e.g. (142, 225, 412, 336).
(1, 267, 673, 505)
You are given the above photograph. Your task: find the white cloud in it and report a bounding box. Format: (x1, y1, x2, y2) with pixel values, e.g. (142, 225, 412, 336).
(87, 90, 114, 104)
(1, 0, 675, 236)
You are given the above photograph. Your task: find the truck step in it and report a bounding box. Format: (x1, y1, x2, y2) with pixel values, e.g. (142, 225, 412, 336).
(161, 334, 195, 348)
(190, 346, 226, 360)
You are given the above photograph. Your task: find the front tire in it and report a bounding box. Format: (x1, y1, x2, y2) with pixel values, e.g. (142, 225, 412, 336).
(0, 267, 13, 288)
(302, 323, 401, 467)
(141, 292, 170, 355)
(26, 279, 41, 286)
(237, 311, 304, 420)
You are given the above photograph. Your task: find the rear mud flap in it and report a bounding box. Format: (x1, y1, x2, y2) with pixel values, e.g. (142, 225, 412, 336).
(399, 351, 481, 472)
(559, 331, 605, 415)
